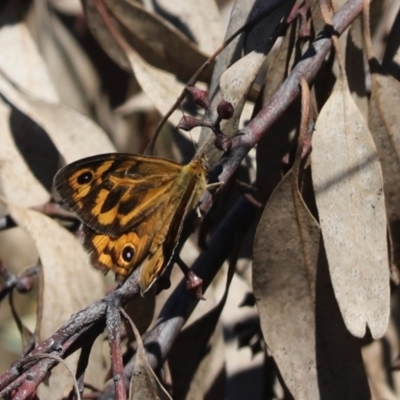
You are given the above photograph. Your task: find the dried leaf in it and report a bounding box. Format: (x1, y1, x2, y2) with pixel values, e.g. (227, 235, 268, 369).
(83, 0, 188, 127)
(168, 263, 235, 399)
(5, 204, 106, 398)
(129, 318, 171, 400)
(26, 5, 101, 115)
(0, 1, 58, 102)
(169, 319, 225, 400)
(123, 286, 156, 336)
(218, 0, 295, 114)
(103, 0, 213, 82)
(315, 242, 371, 398)
(362, 324, 399, 400)
(255, 22, 299, 204)
(220, 0, 294, 110)
(311, 76, 389, 339)
(123, 49, 187, 128)
(200, 0, 294, 162)
(382, 9, 400, 82)
(345, 16, 368, 120)
(49, 0, 83, 15)
(0, 99, 49, 207)
(142, 0, 223, 54)
(368, 60, 400, 275)
(0, 73, 115, 164)
(9, 290, 34, 351)
(253, 168, 321, 398)
(82, 0, 130, 71)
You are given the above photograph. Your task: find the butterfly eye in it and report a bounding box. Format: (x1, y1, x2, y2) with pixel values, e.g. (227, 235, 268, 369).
(122, 246, 135, 263)
(77, 171, 94, 185)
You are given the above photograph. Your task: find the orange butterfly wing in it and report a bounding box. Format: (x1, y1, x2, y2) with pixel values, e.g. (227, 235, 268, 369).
(54, 153, 207, 292)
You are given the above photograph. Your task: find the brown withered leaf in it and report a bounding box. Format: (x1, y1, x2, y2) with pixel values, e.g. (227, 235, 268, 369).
(368, 59, 400, 277)
(103, 0, 213, 82)
(82, 0, 131, 70)
(83, 0, 213, 81)
(169, 316, 225, 400)
(311, 75, 389, 339)
(129, 316, 171, 400)
(83, 0, 190, 127)
(253, 168, 321, 398)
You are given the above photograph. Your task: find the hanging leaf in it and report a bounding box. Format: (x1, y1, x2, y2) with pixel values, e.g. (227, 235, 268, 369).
(253, 167, 321, 398)
(311, 75, 389, 339)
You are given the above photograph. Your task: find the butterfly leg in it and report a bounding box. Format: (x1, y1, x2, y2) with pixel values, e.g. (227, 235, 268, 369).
(206, 182, 223, 191)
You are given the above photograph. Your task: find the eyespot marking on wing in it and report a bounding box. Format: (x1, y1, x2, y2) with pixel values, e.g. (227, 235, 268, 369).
(122, 245, 135, 263)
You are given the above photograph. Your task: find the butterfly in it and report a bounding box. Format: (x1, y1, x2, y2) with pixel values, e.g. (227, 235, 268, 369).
(54, 153, 207, 294)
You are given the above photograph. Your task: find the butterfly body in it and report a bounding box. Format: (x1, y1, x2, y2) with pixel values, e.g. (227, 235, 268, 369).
(54, 153, 207, 293)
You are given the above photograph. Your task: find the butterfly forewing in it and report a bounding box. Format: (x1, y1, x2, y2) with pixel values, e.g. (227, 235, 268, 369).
(55, 153, 183, 233)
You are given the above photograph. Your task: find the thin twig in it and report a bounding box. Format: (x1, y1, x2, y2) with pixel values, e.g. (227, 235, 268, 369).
(106, 304, 126, 400)
(0, 269, 140, 397)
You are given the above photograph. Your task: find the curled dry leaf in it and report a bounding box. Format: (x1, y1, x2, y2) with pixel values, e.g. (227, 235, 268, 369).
(5, 203, 106, 399)
(253, 169, 321, 399)
(311, 76, 389, 339)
